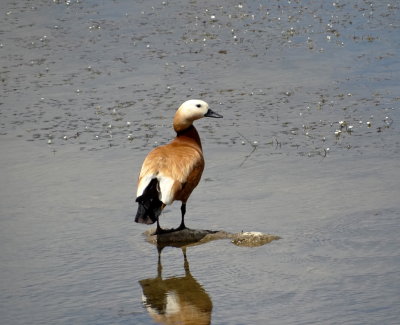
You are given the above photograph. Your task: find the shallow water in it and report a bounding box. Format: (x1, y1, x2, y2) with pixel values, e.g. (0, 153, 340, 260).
(1, 0, 399, 324)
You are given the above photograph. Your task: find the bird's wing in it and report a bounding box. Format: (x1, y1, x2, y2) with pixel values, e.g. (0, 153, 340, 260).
(137, 143, 204, 204)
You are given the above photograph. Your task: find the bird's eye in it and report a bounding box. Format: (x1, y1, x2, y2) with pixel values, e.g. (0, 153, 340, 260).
(196, 104, 202, 108)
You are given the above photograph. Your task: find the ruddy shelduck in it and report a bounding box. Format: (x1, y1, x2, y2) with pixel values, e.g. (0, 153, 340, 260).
(135, 99, 223, 234)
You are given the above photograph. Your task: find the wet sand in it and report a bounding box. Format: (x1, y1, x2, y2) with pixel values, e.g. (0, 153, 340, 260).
(1, 0, 400, 324)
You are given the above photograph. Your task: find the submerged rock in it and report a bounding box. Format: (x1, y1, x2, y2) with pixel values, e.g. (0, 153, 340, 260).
(231, 231, 280, 247)
(144, 228, 280, 248)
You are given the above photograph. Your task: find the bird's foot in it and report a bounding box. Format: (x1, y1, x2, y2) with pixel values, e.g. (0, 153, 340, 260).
(153, 224, 187, 236)
(153, 228, 170, 236)
(153, 227, 177, 236)
(175, 223, 187, 231)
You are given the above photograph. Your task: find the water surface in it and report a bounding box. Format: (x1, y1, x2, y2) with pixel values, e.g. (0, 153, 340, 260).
(1, 0, 399, 324)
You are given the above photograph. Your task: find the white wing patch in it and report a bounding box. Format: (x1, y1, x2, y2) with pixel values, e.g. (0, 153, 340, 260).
(165, 291, 181, 315)
(158, 175, 176, 205)
(136, 174, 155, 197)
(137, 173, 177, 206)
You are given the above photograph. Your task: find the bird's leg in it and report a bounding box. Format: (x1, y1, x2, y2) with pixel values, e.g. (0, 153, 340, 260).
(157, 246, 163, 278)
(153, 204, 172, 235)
(176, 203, 187, 231)
(182, 247, 190, 276)
(154, 218, 165, 235)
(154, 217, 176, 235)
(154, 204, 187, 234)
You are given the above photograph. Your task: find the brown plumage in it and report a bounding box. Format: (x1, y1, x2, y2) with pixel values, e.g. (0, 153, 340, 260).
(135, 99, 222, 234)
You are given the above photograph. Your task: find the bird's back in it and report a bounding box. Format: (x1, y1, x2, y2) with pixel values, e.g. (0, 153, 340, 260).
(137, 132, 204, 205)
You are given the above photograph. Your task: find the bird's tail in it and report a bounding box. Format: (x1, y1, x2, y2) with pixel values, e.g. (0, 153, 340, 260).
(135, 178, 163, 224)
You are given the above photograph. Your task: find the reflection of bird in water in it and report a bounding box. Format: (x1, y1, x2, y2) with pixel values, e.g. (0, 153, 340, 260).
(139, 248, 212, 325)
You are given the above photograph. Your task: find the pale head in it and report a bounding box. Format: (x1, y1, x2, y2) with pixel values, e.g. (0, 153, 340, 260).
(173, 99, 222, 132)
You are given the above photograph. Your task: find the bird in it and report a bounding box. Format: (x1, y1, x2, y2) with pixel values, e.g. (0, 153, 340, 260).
(134, 99, 223, 234)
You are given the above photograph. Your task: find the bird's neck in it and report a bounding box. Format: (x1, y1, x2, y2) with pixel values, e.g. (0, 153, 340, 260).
(173, 111, 192, 133)
(175, 125, 202, 150)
